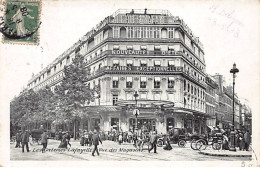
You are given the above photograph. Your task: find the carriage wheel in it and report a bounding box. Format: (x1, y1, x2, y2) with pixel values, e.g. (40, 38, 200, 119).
(178, 139, 186, 147)
(157, 140, 163, 147)
(196, 139, 207, 151)
(190, 139, 198, 150)
(212, 142, 221, 150)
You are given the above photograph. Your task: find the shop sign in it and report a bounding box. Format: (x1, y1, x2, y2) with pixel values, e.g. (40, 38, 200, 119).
(112, 50, 147, 55)
(105, 66, 183, 72)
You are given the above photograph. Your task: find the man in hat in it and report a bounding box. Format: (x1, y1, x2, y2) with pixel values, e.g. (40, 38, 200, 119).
(15, 130, 21, 148)
(41, 130, 48, 153)
(65, 131, 71, 147)
(91, 130, 102, 156)
(21, 130, 30, 153)
(148, 131, 158, 153)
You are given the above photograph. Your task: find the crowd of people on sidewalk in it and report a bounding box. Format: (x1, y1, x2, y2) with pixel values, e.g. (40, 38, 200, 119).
(211, 126, 251, 151)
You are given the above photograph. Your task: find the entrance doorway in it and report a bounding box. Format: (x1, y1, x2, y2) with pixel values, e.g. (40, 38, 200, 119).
(91, 118, 100, 131)
(129, 118, 156, 132)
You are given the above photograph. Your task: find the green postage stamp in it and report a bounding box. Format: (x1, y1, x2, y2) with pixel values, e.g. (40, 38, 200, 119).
(0, 0, 41, 45)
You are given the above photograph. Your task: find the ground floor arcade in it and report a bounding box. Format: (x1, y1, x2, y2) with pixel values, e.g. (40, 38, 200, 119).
(52, 105, 208, 135)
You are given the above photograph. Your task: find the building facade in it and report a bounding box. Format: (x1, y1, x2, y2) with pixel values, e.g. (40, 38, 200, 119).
(26, 9, 211, 134)
(205, 75, 218, 128)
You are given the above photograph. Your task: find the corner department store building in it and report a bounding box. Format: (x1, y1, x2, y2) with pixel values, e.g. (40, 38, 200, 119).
(27, 9, 208, 134)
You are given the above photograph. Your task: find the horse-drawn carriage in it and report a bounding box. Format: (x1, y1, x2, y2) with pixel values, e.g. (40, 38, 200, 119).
(30, 129, 44, 144)
(157, 128, 202, 147)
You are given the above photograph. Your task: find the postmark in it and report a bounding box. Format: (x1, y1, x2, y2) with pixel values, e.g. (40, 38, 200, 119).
(0, 0, 41, 45)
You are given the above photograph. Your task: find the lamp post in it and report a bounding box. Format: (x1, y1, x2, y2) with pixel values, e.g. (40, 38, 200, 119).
(133, 91, 139, 131)
(229, 63, 239, 151)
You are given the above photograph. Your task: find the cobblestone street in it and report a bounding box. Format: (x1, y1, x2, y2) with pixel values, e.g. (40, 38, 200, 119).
(10, 139, 252, 161)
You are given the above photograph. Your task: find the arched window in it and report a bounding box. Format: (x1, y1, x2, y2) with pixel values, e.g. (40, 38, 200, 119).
(161, 28, 167, 38)
(120, 27, 126, 38)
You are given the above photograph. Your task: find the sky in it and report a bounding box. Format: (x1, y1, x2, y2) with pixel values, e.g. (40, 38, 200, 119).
(0, 0, 259, 115)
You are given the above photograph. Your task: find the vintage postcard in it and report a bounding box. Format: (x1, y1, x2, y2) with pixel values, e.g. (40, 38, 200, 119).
(0, 0, 259, 167)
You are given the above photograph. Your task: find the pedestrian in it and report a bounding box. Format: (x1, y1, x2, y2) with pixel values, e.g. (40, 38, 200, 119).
(29, 134, 33, 146)
(244, 130, 251, 151)
(148, 131, 158, 153)
(58, 130, 62, 141)
(163, 137, 172, 150)
(15, 131, 21, 148)
(21, 130, 30, 153)
(118, 132, 123, 145)
(88, 131, 93, 146)
(80, 132, 85, 146)
(91, 130, 102, 156)
(41, 130, 48, 153)
(58, 133, 68, 148)
(133, 132, 137, 147)
(239, 132, 245, 151)
(66, 131, 71, 147)
(84, 131, 89, 146)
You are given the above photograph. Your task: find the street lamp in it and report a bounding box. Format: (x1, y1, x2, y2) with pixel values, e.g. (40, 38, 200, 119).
(229, 63, 239, 151)
(133, 91, 139, 131)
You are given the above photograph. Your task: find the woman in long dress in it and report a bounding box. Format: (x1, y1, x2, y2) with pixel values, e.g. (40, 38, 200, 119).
(163, 137, 172, 150)
(58, 133, 68, 148)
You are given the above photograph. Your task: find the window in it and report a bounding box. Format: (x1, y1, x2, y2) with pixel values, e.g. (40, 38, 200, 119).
(188, 83, 190, 92)
(126, 60, 133, 67)
(113, 60, 119, 67)
(112, 77, 119, 88)
(120, 27, 126, 38)
(54, 66, 56, 72)
(141, 45, 147, 50)
(140, 76, 147, 88)
(154, 77, 161, 88)
(128, 27, 133, 38)
(140, 60, 147, 67)
(140, 93, 147, 99)
(137, 27, 140, 38)
(134, 27, 137, 38)
(113, 26, 119, 38)
(168, 60, 174, 67)
(161, 28, 167, 38)
(112, 95, 118, 105)
(184, 80, 186, 91)
(154, 60, 161, 67)
(111, 118, 119, 128)
(168, 27, 174, 38)
(168, 77, 174, 88)
(191, 85, 193, 94)
(113, 45, 119, 50)
(126, 77, 133, 88)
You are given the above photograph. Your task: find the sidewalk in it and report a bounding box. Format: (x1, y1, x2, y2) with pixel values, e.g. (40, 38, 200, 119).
(199, 149, 252, 157)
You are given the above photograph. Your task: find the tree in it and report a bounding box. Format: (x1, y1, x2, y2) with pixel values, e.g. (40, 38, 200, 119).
(55, 54, 95, 139)
(37, 86, 56, 130)
(10, 89, 40, 130)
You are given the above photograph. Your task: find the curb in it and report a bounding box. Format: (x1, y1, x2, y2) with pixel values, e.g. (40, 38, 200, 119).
(199, 151, 252, 157)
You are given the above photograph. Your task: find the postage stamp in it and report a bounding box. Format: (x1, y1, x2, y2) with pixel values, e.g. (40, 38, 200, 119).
(0, 0, 41, 45)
